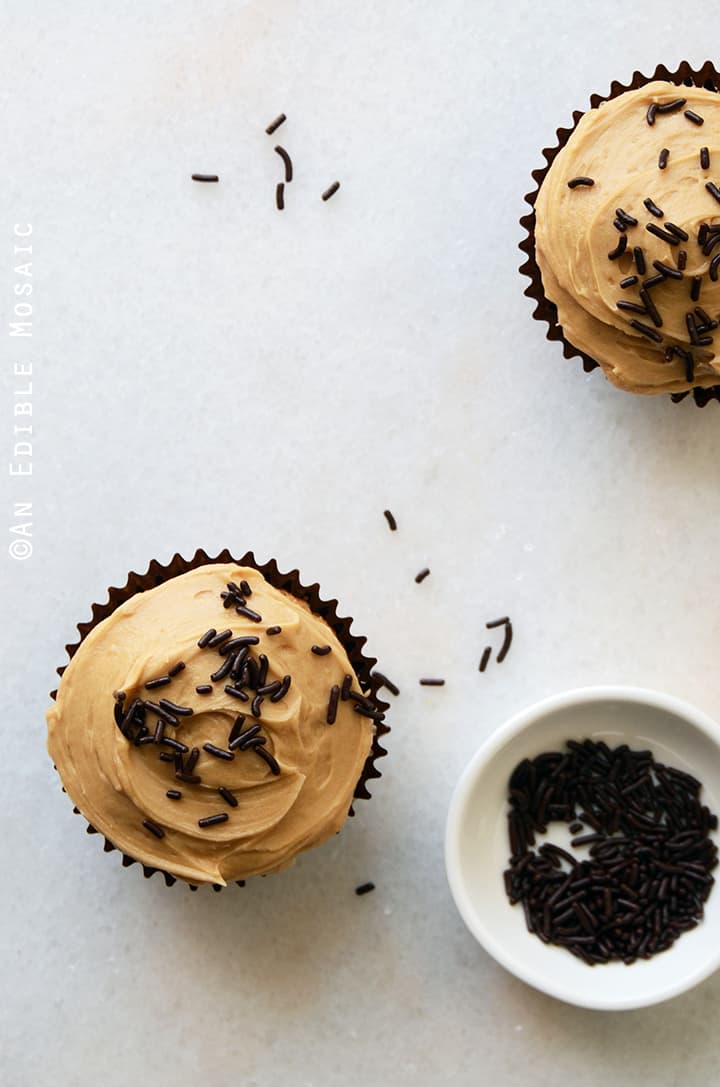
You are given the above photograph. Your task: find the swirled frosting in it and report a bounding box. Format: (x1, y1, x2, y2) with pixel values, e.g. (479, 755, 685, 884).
(46, 564, 376, 885)
(535, 81, 720, 393)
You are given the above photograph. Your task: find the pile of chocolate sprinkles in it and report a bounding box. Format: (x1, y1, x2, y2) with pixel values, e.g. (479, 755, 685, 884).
(504, 740, 718, 965)
(566, 92, 720, 385)
(114, 579, 386, 840)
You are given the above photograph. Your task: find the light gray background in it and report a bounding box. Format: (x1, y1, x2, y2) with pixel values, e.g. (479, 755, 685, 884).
(3, 2, 720, 1084)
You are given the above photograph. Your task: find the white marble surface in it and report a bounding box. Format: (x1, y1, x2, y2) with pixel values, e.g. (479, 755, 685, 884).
(4, 2, 720, 1084)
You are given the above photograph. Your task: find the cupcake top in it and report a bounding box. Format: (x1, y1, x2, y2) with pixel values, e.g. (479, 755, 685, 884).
(46, 563, 377, 885)
(535, 81, 720, 394)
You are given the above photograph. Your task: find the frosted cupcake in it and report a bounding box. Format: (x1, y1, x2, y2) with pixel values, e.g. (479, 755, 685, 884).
(522, 63, 720, 401)
(47, 552, 388, 888)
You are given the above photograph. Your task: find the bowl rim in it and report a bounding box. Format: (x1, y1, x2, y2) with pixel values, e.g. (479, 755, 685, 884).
(444, 684, 720, 1011)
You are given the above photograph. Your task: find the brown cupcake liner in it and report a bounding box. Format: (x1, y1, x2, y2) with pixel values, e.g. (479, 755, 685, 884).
(519, 60, 720, 407)
(50, 547, 390, 891)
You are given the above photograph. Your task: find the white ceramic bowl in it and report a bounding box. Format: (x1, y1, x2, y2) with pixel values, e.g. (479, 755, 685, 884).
(445, 687, 720, 1010)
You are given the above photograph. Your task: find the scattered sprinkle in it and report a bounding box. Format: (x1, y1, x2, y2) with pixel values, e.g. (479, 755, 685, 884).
(629, 319, 663, 343)
(203, 743, 235, 762)
(684, 109, 704, 126)
(196, 685, 212, 695)
(266, 625, 282, 636)
(355, 882, 375, 896)
(701, 147, 711, 170)
(276, 182, 285, 210)
(567, 176, 595, 189)
(311, 645, 332, 656)
(191, 174, 219, 182)
(414, 567, 431, 584)
(265, 113, 287, 135)
(383, 509, 397, 531)
(166, 790, 182, 800)
(321, 181, 341, 201)
(479, 646, 492, 673)
(419, 678, 445, 687)
(274, 145, 293, 183)
(218, 786, 238, 808)
(643, 197, 664, 218)
(658, 148, 669, 169)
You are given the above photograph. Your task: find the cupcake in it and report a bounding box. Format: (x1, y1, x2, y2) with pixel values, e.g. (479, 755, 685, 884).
(47, 551, 388, 888)
(521, 62, 720, 402)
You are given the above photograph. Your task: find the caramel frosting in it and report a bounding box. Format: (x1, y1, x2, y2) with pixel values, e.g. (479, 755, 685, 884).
(47, 564, 376, 885)
(535, 81, 720, 394)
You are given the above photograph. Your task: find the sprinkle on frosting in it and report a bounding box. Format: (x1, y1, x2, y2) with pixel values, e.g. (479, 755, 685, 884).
(567, 176, 595, 189)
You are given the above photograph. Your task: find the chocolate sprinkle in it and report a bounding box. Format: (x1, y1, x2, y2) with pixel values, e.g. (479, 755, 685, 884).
(701, 147, 711, 170)
(665, 222, 689, 242)
(185, 747, 200, 774)
(355, 882, 375, 896)
(619, 276, 638, 289)
(208, 629, 233, 648)
(265, 113, 286, 135)
(608, 235, 628, 260)
(414, 567, 431, 583)
(218, 786, 238, 808)
(646, 223, 680, 246)
(633, 247, 646, 275)
(142, 819, 165, 839)
(203, 743, 234, 762)
(341, 675, 353, 700)
(311, 645, 332, 656)
(224, 685, 249, 701)
(274, 145, 293, 183)
(240, 580, 252, 596)
(706, 182, 720, 205)
(643, 197, 664, 218)
(145, 675, 171, 690)
(196, 685, 212, 695)
(657, 97, 686, 114)
(198, 813, 229, 828)
(691, 276, 702, 302)
(254, 747, 281, 775)
(266, 625, 282, 636)
(372, 671, 400, 697)
(651, 259, 682, 280)
(166, 790, 182, 800)
(160, 737, 189, 754)
(228, 717, 246, 745)
(616, 208, 638, 227)
(642, 274, 666, 289)
(710, 253, 720, 281)
(176, 772, 201, 785)
(270, 675, 291, 702)
(684, 109, 704, 126)
(383, 509, 397, 531)
(567, 176, 595, 189)
(321, 181, 340, 202)
(630, 319, 663, 343)
(326, 685, 340, 724)
(276, 182, 285, 210)
(616, 301, 649, 316)
(658, 148, 669, 170)
(229, 724, 262, 751)
(219, 636, 261, 655)
(678, 250, 687, 271)
(159, 698, 193, 717)
(479, 646, 492, 673)
(251, 694, 264, 718)
(198, 628, 217, 648)
(168, 662, 185, 677)
(638, 288, 662, 328)
(419, 678, 445, 686)
(646, 103, 658, 126)
(235, 605, 263, 623)
(191, 174, 219, 182)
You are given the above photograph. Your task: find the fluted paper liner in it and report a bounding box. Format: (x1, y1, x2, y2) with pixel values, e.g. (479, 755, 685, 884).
(49, 548, 389, 891)
(519, 60, 720, 407)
